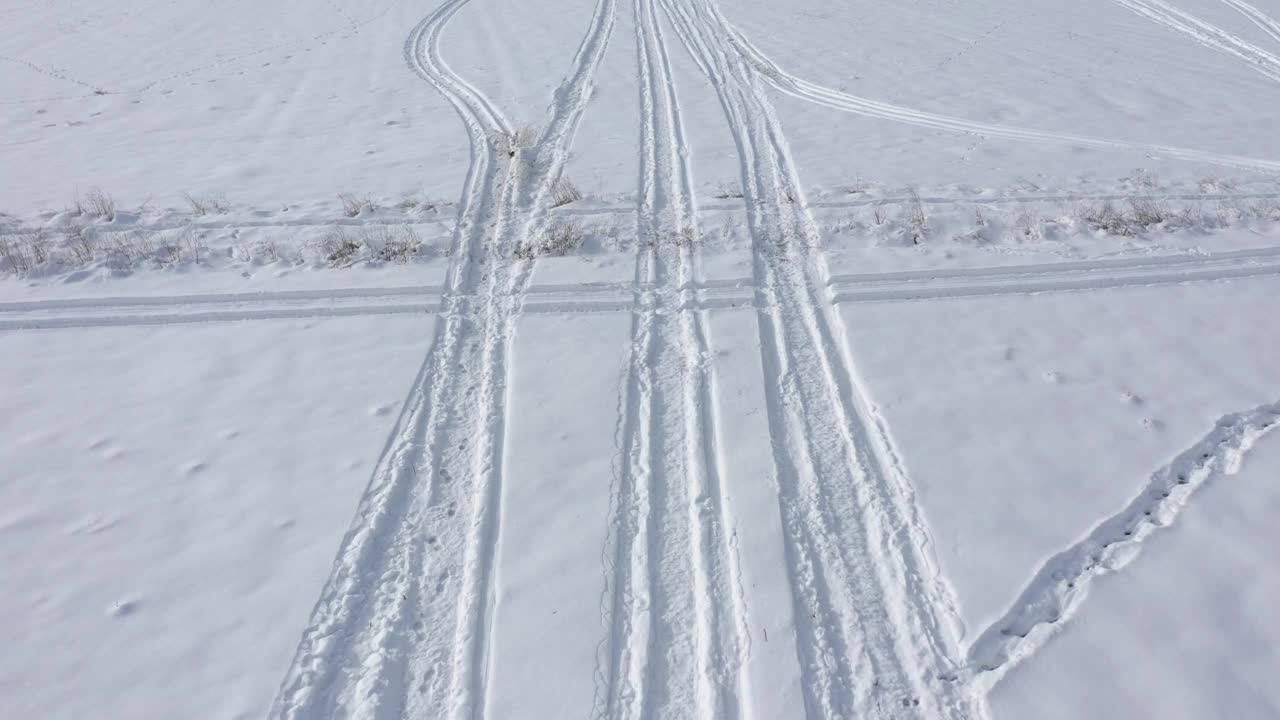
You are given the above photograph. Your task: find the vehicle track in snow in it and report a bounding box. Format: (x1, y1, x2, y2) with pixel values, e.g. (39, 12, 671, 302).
(4, 246, 1279, 330)
(715, 17, 1280, 175)
(829, 245, 1280, 304)
(7, 3, 1280, 716)
(270, 0, 519, 713)
(1110, 0, 1280, 83)
(658, 0, 983, 715)
(596, 0, 747, 716)
(270, 0, 615, 716)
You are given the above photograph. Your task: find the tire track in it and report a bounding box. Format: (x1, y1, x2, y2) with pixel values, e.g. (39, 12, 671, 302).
(658, 0, 980, 716)
(5, 245, 1278, 330)
(401, 6, 524, 717)
(828, 244, 1280, 285)
(1111, 0, 1280, 82)
(2, 254, 1275, 330)
(597, 234, 654, 720)
(271, 0, 615, 717)
(1221, 0, 1280, 45)
(716, 19, 1280, 175)
(965, 402, 1280, 689)
(806, 189, 1280, 210)
(541, 188, 1280, 217)
(0, 286, 445, 311)
(830, 246, 1280, 304)
(449, 1, 617, 716)
(598, 0, 746, 715)
(0, 304, 434, 330)
(270, 0, 517, 713)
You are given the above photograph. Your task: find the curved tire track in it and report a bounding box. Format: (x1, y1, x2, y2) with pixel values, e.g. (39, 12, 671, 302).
(718, 17, 1280, 174)
(1111, 0, 1280, 82)
(658, 0, 980, 716)
(270, 0, 518, 714)
(271, 0, 615, 716)
(1221, 0, 1280, 45)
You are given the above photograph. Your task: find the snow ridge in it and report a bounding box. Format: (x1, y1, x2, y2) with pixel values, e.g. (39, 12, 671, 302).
(6, 247, 1280, 331)
(830, 246, 1280, 304)
(270, 0, 520, 714)
(720, 16, 1280, 174)
(270, 0, 615, 716)
(967, 402, 1280, 688)
(1111, 0, 1280, 82)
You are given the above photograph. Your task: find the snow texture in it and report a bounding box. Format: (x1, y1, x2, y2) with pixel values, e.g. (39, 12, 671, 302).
(4, 0, 1280, 717)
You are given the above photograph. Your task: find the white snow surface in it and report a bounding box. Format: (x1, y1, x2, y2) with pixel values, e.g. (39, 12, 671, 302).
(4, 0, 1280, 717)
(0, 316, 436, 719)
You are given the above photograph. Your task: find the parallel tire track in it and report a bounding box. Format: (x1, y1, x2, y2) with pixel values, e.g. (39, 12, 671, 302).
(829, 246, 1280, 304)
(1111, 0, 1280, 82)
(403, 0, 618, 716)
(598, 227, 655, 720)
(658, 0, 981, 716)
(598, 0, 746, 716)
(272, 0, 615, 716)
(718, 18, 1280, 174)
(270, 0, 518, 714)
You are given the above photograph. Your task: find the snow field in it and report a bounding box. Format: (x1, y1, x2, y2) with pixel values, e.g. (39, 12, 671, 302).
(0, 316, 435, 719)
(5, 0, 1280, 717)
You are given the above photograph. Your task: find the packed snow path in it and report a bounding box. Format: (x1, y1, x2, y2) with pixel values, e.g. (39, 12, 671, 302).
(272, 0, 613, 716)
(598, 0, 746, 714)
(256, 0, 1280, 718)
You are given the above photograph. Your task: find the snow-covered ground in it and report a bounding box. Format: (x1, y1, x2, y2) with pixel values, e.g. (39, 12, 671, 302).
(4, 0, 1280, 717)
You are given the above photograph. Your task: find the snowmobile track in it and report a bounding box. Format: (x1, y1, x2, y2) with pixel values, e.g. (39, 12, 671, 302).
(720, 17, 1280, 174)
(1220, 0, 1280, 46)
(597, 0, 747, 715)
(271, 0, 519, 713)
(271, 0, 616, 714)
